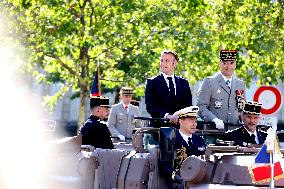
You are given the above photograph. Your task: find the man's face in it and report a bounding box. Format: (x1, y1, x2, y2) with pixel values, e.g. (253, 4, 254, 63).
(160, 53, 177, 75)
(220, 60, 236, 78)
(179, 117, 197, 135)
(121, 94, 132, 104)
(98, 106, 110, 121)
(243, 113, 260, 132)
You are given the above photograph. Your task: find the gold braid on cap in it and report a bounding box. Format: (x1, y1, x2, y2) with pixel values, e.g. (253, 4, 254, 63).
(121, 87, 133, 95)
(178, 112, 198, 118)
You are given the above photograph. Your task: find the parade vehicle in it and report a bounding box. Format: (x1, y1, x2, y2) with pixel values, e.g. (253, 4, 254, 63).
(44, 118, 284, 189)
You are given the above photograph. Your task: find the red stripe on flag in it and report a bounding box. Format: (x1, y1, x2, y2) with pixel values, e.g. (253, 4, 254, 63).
(252, 161, 283, 182)
(91, 93, 99, 96)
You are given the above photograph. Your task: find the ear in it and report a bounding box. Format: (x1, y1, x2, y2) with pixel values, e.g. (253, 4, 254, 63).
(173, 61, 177, 68)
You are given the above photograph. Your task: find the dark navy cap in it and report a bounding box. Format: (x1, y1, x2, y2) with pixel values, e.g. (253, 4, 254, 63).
(90, 96, 110, 109)
(243, 101, 262, 115)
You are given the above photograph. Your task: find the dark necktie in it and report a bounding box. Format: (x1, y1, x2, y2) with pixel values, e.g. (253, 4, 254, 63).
(188, 137, 193, 146)
(125, 105, 128, 112)
(226, 80, 230, 89)
(167, 77, 175, 96)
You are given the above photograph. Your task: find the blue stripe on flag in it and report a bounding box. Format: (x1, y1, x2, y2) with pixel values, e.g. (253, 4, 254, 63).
(255, 144, 270, 164)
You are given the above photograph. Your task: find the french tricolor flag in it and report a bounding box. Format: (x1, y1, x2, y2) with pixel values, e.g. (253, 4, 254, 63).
(250, 129, 284, 183)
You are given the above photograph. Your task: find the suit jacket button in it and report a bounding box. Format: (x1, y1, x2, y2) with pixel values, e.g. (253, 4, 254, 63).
(228, 113, 231, 115)
(229, 105, 231, 107)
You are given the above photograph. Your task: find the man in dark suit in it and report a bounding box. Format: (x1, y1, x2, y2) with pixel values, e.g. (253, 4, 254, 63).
(225, 101, 267, 147)
(79, 96, 114, 149)
(145, 50, 192, 128)
(160, 106, 206, 188)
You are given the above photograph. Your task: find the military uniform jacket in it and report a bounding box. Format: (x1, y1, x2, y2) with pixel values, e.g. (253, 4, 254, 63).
(107, 102, 142, 139)
(160, 130, 206, 180)
(145, 74, 192, 127)
(174, 131, 206, 170)
(79, 115, 114, 149)
(196, 72, 245, 124)
(225, 126, 267, 147)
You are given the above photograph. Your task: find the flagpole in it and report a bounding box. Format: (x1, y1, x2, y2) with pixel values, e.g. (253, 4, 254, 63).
(270, 139, 275, 188)
(97, 60, 101, 96)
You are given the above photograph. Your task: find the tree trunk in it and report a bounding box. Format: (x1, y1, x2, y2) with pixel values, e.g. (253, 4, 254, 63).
(115, 88, 120, 103)
(77, 92, 88, 132)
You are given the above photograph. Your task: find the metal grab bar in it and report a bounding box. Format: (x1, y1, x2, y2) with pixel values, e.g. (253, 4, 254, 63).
(133, 116, 271, 131)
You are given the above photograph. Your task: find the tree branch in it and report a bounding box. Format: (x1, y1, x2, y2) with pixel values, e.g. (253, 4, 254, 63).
(88, 48, 109, 60)
(87, 0, 95, 27)
(46, 53, 79, 78)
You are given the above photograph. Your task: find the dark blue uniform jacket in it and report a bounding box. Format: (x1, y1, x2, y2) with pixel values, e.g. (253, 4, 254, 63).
(225, 126, 267, 147)
(79, 115, 114, 149)
(160, 130, 206, 180)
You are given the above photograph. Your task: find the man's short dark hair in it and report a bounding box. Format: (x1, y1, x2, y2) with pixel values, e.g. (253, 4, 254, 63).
(161, 50, 179, 62)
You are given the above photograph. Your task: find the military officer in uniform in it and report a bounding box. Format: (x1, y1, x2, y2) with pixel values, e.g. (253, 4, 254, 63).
(160, 106, 206, 188)
(145, 50, 192, 128)
(196, 50, 246, 130)
(225, 101, 267, 147)
(107, 87, 142, 141)
(79, 96, 114, 149)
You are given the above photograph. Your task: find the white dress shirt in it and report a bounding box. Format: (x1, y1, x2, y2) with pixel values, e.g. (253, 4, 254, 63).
(244, 127, 259, 144)
(179, 130, 192, 145)
(122, 103, 129, 113)
(221, 74, 232, 89)
(161, 72, 176, 95)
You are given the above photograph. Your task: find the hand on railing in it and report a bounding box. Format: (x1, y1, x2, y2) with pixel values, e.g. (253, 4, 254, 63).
(166, 114, 178, 124)
(118, 134, 125, 141)
(212, 118, 225, 130)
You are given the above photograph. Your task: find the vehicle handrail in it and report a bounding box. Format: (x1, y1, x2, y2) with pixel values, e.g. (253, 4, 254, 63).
(133, 116, 169, 121)
(134, 116, 271, 131)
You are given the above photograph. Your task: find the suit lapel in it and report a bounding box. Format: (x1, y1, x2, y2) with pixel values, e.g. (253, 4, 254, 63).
(176, 131, 187, 147)
(128, 105, 132, 114)
(217, 73, 230, 94)
(119, 102, 127, 113)
(257, 131, 265, 144)
(128, 104, 135, 115)
(175, 76, 180, 98)
(176, 131, 195, 156)
(242, 128, 252, 143)
(191, 135, 199, 154)
(158, 74, 170, 95)
(231, 77, 238, 95)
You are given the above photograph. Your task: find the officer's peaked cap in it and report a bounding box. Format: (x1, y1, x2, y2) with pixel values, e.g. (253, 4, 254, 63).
(219, 50, 237, 61)
(120, 87, 133, 95)
(176, 106, 199, 118)
(90, 96, 110, 109)
(243, 101, 262, 115)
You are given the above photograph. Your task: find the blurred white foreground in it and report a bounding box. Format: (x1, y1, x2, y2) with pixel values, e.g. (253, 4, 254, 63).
(0, 44, 48, 189)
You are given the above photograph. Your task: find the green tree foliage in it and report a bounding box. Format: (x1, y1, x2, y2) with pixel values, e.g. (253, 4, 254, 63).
(1, 0, 283, 126)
